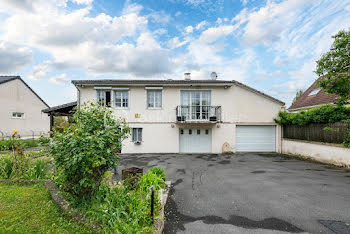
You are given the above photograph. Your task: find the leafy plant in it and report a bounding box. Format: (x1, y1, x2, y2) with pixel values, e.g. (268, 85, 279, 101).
(1, 158, 14, 179)
(30, 159, 47, 179)
(81, 167, 166, 233)
(316, 30, 350, 105)
(274, 105, 350, 126)
(50, 103, 130, 200)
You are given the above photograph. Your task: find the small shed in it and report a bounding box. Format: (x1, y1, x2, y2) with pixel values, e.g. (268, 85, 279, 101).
(42, 102, 77, 132)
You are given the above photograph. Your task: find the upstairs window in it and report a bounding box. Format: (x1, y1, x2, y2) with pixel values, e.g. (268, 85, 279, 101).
(115, 90, 129, 108)
(147, 90, 162, 108)
(132, 128, 142, 142)
(97, 90, 111, 107)
(12, 112, 25, 119)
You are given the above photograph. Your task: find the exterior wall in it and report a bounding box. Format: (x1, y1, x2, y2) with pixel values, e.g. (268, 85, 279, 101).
(78, 83, 283, 153)
(282, 139, 350, 167)
(0, 79, 50, 138)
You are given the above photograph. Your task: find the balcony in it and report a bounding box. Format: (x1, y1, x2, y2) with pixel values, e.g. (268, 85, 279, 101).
(176, 105, 221, 123)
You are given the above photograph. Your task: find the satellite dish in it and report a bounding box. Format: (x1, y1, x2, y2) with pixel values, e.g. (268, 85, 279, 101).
(211, 72, 218, 80)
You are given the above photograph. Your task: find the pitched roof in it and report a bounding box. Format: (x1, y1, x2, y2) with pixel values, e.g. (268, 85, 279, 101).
(0, 76, 49, 108)
(72, 79, 234, 86)
(0, 76, 19, 85)
(72, 79, 285, 105)
(42, 101, 77, 114)
(288, 79, 339, 111)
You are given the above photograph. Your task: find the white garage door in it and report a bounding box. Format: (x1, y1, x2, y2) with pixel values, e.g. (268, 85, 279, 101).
(236, 126, 276, 152)
(179, 128, 211, 153)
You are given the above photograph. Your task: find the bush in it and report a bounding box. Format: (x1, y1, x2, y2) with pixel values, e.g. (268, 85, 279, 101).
(275, 105, 350, 126)
(82, 167, 166, 233)
(50, 103, 130, 200)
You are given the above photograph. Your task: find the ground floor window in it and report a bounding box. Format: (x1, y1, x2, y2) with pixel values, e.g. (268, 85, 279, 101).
(132, 128, 142, 142)
(12, 112, 25, 119)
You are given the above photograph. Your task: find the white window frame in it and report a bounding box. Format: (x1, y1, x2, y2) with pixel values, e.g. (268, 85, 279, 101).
(179, 90, 212, 121)
(132, 128, 142, 142)
(114, 89, 129, 109)
(146, 88, 162, 109)
(12, 112, 25, 119)
(95, 89, 112, 107)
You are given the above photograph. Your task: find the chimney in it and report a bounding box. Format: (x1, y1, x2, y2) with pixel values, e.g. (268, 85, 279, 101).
(184, 72, 191, 80)
(210, 72, 218, 80)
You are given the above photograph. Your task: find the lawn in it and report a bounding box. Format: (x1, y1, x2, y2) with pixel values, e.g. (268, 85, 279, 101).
(0, 182, 91, 233)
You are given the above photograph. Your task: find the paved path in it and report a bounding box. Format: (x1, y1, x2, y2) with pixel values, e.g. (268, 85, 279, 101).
(117, 153, 350, 233)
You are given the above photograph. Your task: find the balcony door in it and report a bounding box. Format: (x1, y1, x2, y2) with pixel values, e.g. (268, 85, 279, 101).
(180, 90, 211, 120)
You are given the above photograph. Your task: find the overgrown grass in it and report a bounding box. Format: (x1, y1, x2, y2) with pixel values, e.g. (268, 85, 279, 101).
(0, 182, 91, 233)
(0, 137, 50, 151)
(77, 167, 167, 233)
(0, 154, 52, 180)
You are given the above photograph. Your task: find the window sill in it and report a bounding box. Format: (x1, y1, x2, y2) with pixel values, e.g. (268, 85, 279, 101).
(147, 107, 162, 110)
(114, 107, 129, 110)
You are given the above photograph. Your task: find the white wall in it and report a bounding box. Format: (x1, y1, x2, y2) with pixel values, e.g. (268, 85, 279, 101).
(282, 139, 350, 167)
(0, 79, 50, 138)
(78, 83, 283, 153)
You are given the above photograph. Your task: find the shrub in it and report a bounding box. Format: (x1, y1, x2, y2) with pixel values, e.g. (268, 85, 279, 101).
(274, 105, 350, 126)
(147, 167, 166, 182)
(82, 167, 167, 233)
(50, 103, 130, 200)
(29, 159, 47, 179)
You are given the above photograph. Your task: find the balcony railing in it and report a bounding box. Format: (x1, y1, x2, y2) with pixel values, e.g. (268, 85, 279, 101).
(176, 105, 221, 122)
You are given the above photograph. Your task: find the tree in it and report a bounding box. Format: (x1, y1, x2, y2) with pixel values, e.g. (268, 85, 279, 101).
(50, 103, 130, 200)
(293, 90, 304, 103)
(316, 30, 350, 105)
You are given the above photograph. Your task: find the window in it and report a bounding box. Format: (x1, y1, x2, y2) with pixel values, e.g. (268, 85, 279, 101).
(197, 129, 200, 135)
(180, 90, 211, 120)
(132, 128, 142, 142)
(147, 90, 162, 108)
(97, 90, 111, 106)
(308, 88, 321, 96)
(205, 129, 209, 135)
(115, 90, 129, 108)
(180, 129, 184, 134)
(12, 112, 25, 119)
(189, 129, 192, 135)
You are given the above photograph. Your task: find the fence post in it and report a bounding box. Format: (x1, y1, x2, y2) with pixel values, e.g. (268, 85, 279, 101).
(149, 185, 155, 224)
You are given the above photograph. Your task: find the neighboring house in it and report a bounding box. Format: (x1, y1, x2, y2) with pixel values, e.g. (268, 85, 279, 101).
(0, 76, 50, 138)
(72, 74, 285, 154)
(288, 78, 339, 112)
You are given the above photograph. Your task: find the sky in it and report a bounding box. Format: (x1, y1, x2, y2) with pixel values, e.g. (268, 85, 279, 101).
(0, 0, 349, 107)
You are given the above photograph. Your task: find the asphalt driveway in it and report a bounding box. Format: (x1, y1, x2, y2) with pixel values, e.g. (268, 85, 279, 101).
(117, 153, 350, 233)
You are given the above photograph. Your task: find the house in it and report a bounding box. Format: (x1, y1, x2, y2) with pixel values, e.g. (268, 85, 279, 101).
(0, 76, 50, 138)
(72, 73, 285, 154)
(288, 78, 339, 112)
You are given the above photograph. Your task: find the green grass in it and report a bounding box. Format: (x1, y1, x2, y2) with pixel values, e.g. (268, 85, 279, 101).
(0, 182, 91, 233)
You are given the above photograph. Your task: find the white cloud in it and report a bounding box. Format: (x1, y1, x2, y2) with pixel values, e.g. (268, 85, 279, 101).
(240, 0, 248, 6)
(50, 73, 70, 84)
(71, 0, 93, 5)
(345, 4, 350, 11)
(184, 26, 194, 34)
(195, 20, 207, 30)
(175, 11, 181, 17)
(199, 25, 235, 43)
(28, 61, 52, 80)
(0, 42, 32, 73)
(241, 0, 312, 46)
(167, 37, 190, 49)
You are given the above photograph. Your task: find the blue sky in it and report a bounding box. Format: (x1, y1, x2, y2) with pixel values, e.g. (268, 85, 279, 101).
(0, 0, 349, 107)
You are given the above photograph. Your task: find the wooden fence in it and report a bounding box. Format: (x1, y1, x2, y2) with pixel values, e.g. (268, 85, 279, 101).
(283, 122, 349, 144)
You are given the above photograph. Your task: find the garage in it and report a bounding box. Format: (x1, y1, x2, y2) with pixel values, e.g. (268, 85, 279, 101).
(236, 125, 276, 152)
(179, 128, 211, 153)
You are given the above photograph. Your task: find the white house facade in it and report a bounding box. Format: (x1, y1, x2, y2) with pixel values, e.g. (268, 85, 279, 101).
(72, 76, 285, 154)
(0, 76, 50, 138)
